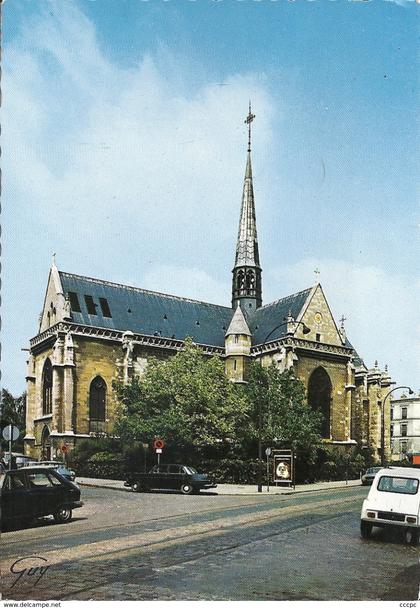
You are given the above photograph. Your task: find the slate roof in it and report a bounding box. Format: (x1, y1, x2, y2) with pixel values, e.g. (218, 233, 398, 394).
(59, 272, 234, 348)
(59, 272, 356, 356)
(249, 288, 313, 345)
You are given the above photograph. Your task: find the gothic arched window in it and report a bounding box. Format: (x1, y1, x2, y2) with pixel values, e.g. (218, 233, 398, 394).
(308, 367, 332, 439)
(237, 270, 245, 290)
(42, 358, 53, 415)
(89, 376, 107, 423)
(246, 270, 255, 290)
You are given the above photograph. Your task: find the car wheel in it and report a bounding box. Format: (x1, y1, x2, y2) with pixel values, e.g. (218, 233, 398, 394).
(131, 481, 142, 493)
(404, 528, 419, 546)
(360, 520, 372, 539)
(181, 483, 194, 495)
(53, 508, 72, 523)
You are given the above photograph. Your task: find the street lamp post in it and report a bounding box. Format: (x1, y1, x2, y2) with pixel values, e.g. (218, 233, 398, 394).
(381, 385, 414, 467)
(256, 317, 310, 492)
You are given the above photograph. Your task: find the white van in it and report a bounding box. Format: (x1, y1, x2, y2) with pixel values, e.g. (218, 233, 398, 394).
(360, 467, 420, 545)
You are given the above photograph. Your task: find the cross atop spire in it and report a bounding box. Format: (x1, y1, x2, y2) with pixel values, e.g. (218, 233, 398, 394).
(244, 101, 255, 153)
(232, 105, 262, 311)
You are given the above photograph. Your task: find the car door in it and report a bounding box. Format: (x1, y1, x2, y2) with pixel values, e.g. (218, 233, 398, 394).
(157, 465, 171, 489)
(147, 464, 165, 489)
(1, 471, 32, 523)
(26, 470, 62, 517)
(168, 465, 183, 489)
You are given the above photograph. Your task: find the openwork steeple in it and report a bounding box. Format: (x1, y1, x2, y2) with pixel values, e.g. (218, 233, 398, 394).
(232, 103, 262, 311)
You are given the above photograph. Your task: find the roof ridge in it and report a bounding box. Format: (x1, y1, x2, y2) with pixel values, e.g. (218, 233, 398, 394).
(59, 271, 232, 310)
(258, 287, 313, 310)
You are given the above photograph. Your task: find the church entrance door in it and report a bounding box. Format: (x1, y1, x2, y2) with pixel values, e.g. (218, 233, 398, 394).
(41, 426, 51, 460)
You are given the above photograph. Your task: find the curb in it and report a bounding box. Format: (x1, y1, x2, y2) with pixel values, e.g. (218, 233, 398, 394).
(77, 479, 363, 496)
(78, 480, 129, 492)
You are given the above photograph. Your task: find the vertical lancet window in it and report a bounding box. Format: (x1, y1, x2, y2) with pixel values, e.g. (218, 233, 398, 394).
(89, 376, 107, 426)
(42, 358, 53, 415)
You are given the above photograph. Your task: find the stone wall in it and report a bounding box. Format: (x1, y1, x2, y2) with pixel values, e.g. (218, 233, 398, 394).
(73, 337, 122, 435)
(295, 355, 350, 442)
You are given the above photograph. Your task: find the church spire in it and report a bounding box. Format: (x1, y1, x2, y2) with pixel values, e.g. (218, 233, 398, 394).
(231, 103, 262, 311)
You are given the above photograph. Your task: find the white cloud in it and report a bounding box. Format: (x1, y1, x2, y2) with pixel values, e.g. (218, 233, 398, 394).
(267, 258, 420, 389)
(141, 264, 231, 306)
(5, 1, 275, 255)
(3, 1, 417, 397)
(3, 1, 275, 393)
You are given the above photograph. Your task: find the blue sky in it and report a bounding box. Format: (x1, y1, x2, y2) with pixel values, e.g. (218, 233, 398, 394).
(3, 0, 419, 395)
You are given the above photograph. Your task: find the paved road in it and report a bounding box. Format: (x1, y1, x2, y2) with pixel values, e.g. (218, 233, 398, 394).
(1, 485, 418, 601)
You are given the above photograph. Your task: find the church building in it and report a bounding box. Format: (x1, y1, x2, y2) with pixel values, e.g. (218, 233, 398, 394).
(24, 108, 393, 462)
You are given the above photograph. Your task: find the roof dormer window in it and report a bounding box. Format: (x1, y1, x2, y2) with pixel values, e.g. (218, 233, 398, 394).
(99, 298, 112, 318)
(68, 292, 81, 312)
(84, 295, 97, 315)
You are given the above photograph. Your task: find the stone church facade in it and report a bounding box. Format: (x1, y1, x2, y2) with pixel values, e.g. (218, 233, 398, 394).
(24, 110, 392, 462)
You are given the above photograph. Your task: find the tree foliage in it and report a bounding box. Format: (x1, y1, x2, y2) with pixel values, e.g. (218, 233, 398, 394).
(0, 389, 27, 450)
(114, 339, 249, 453)
(244, 363, 323, 454)
(114, 342, 322, 467)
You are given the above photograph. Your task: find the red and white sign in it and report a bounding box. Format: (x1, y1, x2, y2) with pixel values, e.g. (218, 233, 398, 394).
(153, 439, 165, 450)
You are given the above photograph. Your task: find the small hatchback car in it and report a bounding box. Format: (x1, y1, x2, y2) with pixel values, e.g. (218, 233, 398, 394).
(1, 466, 83, 529)
(360, 467, 420, 545)
(24, 460, 76, 482)
(361, 466, 382, 486)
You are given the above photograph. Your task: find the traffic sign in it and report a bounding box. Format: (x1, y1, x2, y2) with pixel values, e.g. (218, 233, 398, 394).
(265, 447, 272, 457)
(2, 425, 20, 442)
(61, 444, 69, 453)
(153, 439, 165, 450)
(155, 448, 163, 454)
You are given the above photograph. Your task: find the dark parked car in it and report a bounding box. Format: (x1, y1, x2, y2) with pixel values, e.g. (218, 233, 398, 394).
(125, 464, 217, 494)
(3, 452, 34, 469)
(24, 460, 76, 482)
(361, 467, 382, 486)
(1, 466, 83, 529)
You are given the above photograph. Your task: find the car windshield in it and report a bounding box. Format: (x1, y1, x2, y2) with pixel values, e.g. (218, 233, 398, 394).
(184, 466, 198, 474)
(377, 475, 419, 495)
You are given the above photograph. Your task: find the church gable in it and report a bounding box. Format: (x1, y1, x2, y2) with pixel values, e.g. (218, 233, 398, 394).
(296, 284, 343, 346)
(39, 264, 70, 333)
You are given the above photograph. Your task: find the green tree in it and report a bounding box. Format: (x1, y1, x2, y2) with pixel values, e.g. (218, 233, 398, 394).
(114, 339, 249, 458)
(0, 389, 26, 451)
(245, 363, 323, 453)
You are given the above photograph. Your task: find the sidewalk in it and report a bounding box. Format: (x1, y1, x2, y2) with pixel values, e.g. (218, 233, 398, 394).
(76, 476, 362, 495)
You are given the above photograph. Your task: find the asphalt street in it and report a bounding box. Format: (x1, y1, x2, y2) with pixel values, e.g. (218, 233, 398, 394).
(1, 485, 418, 601)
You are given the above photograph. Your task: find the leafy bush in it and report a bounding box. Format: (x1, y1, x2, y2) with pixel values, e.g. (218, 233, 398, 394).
(83, 451, 124, 480)
(199, 459, 261, 484)
(69, 437, 123, 479)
